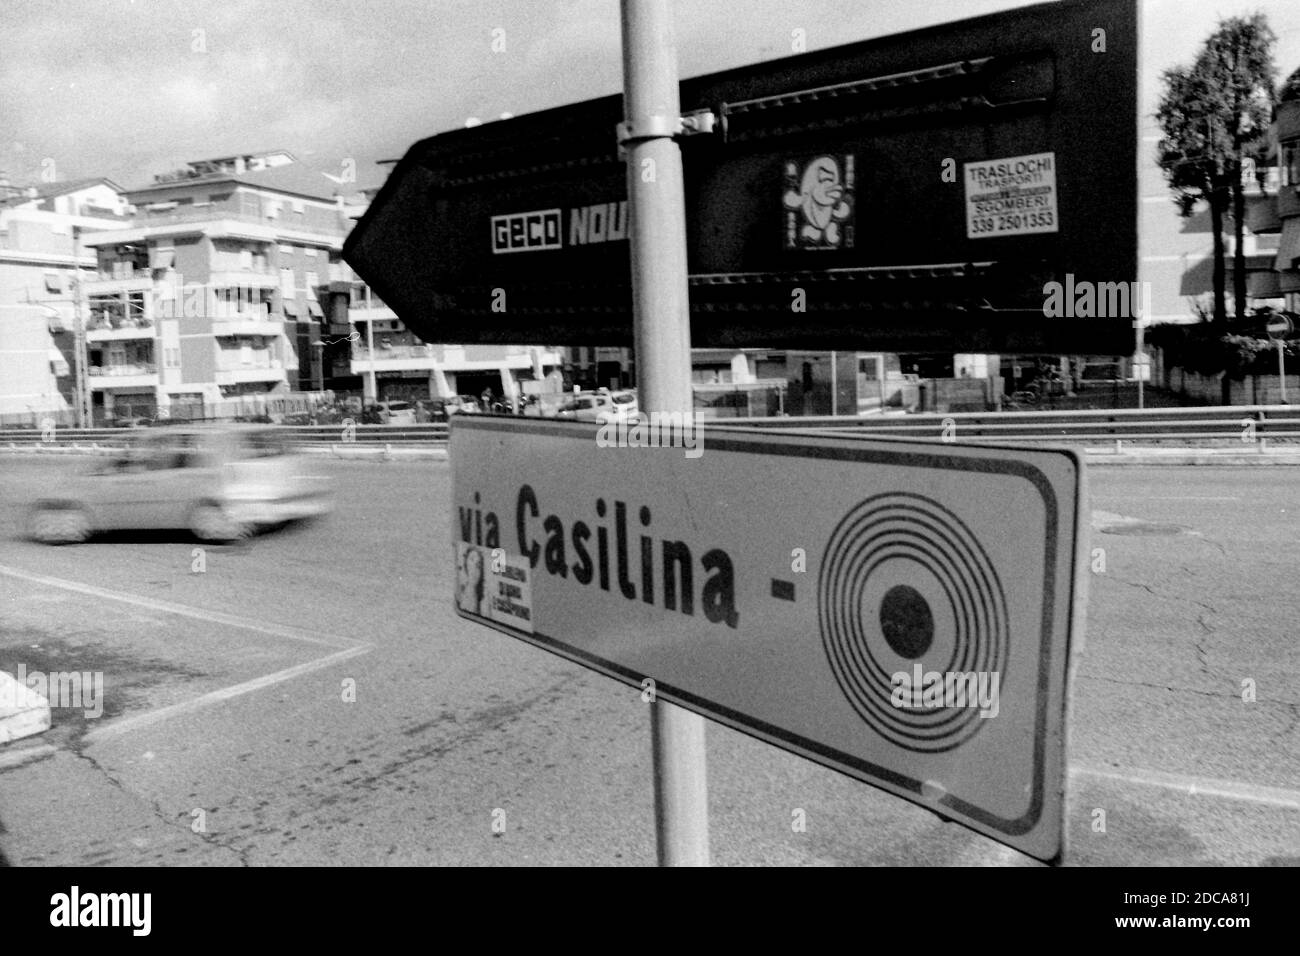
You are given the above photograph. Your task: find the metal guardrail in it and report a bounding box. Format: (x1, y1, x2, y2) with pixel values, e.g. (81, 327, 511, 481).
(725, 405, 1300, 443)
(0, 423, 450, 449)
(3, 407, 1299, 451)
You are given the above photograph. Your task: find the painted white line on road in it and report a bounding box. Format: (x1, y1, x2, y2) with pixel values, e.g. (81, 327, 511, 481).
(1071, 765, 1300, 809)
(0, 743, 57, 770)
(0, 564, 348, 649)
(83, 643, 373, 744)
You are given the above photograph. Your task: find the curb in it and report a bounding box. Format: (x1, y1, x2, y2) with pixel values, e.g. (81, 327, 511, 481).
(0, 671, 51, 746)
(1083, 447, 1300, 466)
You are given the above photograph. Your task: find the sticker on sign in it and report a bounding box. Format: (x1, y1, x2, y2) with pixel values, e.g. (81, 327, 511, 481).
(965, 152, 1059, 239)
(451, 417, 1088, 863)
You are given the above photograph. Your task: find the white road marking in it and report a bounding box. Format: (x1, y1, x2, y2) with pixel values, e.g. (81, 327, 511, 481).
(0, 564, 348, 648)
(1071, 765, 1300, 809)
(0, 743, 57, 770)
(0, 563, 373, 742)
(83, 643, 373, 743)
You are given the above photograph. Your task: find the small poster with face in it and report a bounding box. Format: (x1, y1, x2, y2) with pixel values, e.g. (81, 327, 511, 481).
(455, 542, 534, 633)
(784, 154, 855, 250)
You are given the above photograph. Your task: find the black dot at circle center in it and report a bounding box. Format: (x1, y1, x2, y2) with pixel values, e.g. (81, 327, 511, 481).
(879, 584, 934, 658)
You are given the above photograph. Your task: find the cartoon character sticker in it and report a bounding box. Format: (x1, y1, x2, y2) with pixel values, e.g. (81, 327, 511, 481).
(784, 154, 855, 250)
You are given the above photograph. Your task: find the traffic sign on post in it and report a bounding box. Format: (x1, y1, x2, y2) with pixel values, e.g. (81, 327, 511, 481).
(451, 418, 1088, 863)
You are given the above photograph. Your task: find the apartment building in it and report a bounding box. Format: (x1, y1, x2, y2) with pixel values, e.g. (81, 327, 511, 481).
(0, 177, 130, 420)
(80, 152, 348, 423)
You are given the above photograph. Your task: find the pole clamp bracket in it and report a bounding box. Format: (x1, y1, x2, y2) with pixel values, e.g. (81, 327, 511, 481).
(616, 109, 717, 158)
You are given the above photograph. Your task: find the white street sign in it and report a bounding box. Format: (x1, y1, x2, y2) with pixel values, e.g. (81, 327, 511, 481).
(451, 417, 1087, 862)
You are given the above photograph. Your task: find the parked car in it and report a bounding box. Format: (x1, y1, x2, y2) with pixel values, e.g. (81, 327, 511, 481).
(555, 393, 613, 422)
(378, 400, 416, 425)
(27, 425, 334, 544)
(603, 389, 639, 423)
(443, 396, 483, 415)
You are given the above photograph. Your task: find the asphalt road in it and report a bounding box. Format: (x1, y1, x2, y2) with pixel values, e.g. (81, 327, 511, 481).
(0, 454, 1297, 866)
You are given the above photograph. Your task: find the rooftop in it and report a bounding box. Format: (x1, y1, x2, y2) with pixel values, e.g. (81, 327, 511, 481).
(129, 162, 348, 203)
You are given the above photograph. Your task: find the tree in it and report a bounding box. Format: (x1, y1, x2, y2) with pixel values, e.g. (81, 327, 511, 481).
(1156, 15, 1276, 334)
(1204, 16, 1276, 324)
(1157, 61, 1233, 325)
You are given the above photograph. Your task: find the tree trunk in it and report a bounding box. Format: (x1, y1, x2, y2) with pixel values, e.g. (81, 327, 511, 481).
(1210, 186, 1228, 324)
(1233, 161, 1248, 323)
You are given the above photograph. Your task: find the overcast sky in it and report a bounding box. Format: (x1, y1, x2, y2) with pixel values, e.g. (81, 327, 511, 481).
(3, 0, 1300, 194)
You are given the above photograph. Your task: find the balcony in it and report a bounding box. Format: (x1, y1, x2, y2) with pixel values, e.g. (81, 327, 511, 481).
(84, 271, 153, 295)
(351, 343, 440, 374)
(214, 359, 286, 386)
(89, 364, 158, 389)
(86, 317, 155, 342)
(211, 314, 284, 337)
(208, 270, 279, 290)
(440, 344, 540, 370)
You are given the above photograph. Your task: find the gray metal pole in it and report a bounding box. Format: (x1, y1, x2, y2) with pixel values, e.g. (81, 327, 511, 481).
(365, 283, 377, 402)
(1279, 339, 1287, 404)
(71, 226, 90, 428)
(1135, 319, 1144, 409)
(620, 0, 710, 867)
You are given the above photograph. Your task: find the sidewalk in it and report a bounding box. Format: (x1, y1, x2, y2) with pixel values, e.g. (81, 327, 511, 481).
(1082, 444, 1300, 465)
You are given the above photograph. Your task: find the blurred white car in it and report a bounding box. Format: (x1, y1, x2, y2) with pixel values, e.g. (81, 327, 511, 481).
(27, 425, 334, 544)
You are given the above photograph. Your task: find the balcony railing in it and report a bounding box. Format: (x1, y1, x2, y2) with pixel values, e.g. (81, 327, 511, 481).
(90, 363, 157, 376)
(215, 358, 282, 372)
(353, 344, 438, 361)
(86, 315, 153, 331)
(136, 206, 346, 239)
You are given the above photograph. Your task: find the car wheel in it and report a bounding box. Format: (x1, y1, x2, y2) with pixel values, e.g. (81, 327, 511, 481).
(189, 502, 250, 543)
(30, 504, 90, 545)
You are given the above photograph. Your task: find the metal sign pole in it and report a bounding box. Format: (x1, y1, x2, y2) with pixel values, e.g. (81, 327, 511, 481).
(1278, 339, 1287, 404)
(1134, 319, 1144, 410)
(620, 0, 710, 867)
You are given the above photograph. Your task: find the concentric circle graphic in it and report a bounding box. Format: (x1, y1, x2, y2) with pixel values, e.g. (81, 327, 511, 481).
(817, 492, 1009, 753)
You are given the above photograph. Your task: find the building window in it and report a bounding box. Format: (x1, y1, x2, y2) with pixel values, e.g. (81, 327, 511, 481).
(291, 199, 305, 217)
(305, 272, 319, 299)
(280, 268, 295, 299)
(44, 273, 63, 294)
(302, 245, 316, 257)
(858, 357, 878, 380)
(1285, 141, 1300, 191)
(240, 192, 261, 217)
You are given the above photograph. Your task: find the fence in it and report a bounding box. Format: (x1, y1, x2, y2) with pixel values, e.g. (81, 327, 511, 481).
(3, 406, 1299, 452)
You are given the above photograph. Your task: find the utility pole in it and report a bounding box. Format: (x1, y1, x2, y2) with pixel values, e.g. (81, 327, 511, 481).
(620, 0, 710, 867)
(71, 225, 91, 428)
(364, 282, 378, 402)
